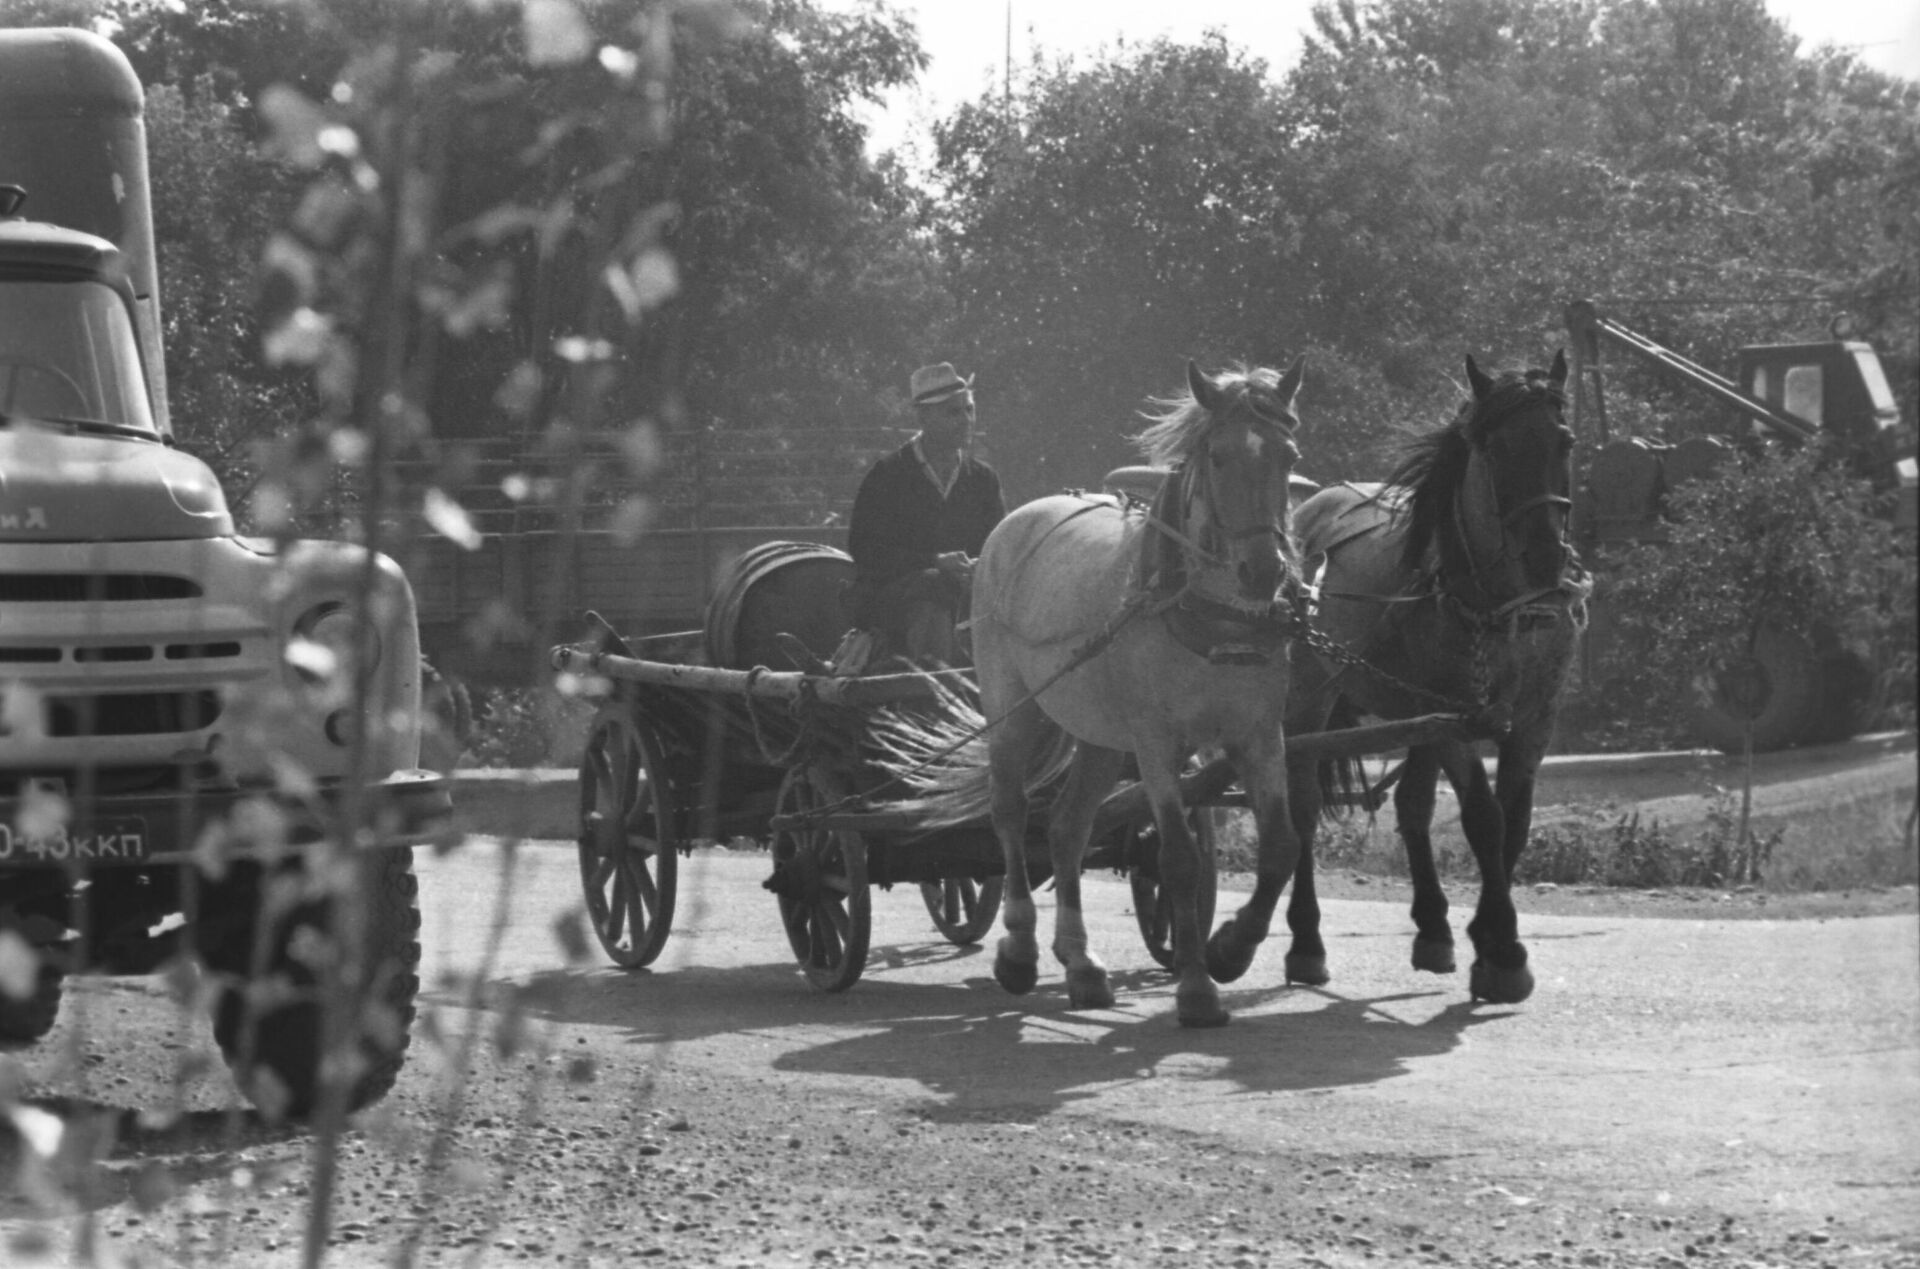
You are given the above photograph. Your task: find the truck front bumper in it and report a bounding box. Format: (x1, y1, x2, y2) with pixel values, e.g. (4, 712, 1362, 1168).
(0, 770, 453, 869)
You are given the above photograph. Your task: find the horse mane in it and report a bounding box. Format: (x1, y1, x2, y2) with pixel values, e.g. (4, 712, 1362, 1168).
(1131, 363, 1291, 467)
(1384, 364, 1561, 574)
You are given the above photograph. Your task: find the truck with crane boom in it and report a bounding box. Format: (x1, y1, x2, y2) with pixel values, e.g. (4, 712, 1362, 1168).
(1564, 298, 1917, 753)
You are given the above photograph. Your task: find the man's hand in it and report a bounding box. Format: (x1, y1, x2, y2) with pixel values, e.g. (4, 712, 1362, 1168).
(934, 551, 973, 579)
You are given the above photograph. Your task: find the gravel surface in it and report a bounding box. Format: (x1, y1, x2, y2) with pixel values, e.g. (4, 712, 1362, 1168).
(8, 1001, 1913, 1269)
(6, 867, 1916, 1269)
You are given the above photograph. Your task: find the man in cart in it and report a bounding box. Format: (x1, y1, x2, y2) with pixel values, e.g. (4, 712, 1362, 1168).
(846, 362, 1006, 665)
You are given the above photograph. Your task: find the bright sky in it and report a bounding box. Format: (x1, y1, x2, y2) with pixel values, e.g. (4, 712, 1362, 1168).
(850, 0, 1920, 160)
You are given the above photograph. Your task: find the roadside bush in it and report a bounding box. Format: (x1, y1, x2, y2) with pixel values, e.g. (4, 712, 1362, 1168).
(1513, 792, 1781, 889)
(463, 687, 596, 768)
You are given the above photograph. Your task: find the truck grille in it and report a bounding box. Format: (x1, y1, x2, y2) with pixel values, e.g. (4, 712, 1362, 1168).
(0, 573, 203, 601)
(0, 641, 244, 665)
(44, 690, 223, 737)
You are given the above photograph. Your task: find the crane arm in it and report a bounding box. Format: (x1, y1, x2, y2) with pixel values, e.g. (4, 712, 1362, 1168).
(1564, 300, 1819, 445)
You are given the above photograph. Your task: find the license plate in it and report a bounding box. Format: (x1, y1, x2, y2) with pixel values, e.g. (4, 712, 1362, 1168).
(0, 818, 150, 864)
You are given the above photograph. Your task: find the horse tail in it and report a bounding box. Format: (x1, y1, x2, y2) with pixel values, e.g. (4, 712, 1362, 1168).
(1315, 697, 1368, 825)
(865, 674, 1076, 829)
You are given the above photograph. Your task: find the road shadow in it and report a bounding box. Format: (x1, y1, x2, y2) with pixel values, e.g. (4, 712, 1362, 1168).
(489, 945, 1503, 1123)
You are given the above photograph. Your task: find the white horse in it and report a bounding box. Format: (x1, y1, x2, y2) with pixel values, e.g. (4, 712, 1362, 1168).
(884, 360, 1307, 1027)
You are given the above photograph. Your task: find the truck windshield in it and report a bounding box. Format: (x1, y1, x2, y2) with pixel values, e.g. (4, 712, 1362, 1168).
(0, 279, 156, 434)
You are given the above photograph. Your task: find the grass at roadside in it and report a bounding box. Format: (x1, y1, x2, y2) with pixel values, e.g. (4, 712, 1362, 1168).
(1214, 784, 1918, 897)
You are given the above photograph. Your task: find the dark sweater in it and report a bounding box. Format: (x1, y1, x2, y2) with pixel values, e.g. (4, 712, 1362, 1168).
(847, 441, 1006, 584)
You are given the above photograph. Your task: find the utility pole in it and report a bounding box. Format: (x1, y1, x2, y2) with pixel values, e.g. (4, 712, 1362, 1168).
(1004, 0, 1012, 114)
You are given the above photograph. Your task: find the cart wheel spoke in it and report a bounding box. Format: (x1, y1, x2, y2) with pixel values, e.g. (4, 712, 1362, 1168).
(577, 707, 679, 970)
(770, 767, 869, 992)
(629, 855, 660, 911)
(606, 863, 632, 946)
(811, 905, 844, 966)
(921, 875, 1002, 946)
(822, 897, 852, 946)
(1128, 806, 1217, 973)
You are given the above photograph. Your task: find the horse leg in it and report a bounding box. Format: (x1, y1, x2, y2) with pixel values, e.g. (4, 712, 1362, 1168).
(1494, 731, 1550, 878)
(1135, 737, 1228, 1028)
(1396, 746, 1455, 974)
(1278, 678, 1340, 986)
(1046, 744, 1128, 1010)
(1281, 755, 1330, 986)
(1204, 731, 1300, 991)
(988, 698, 1053, 996)
(1461, 733, 1551, 1004)
(1440, 743, 1533, 1005)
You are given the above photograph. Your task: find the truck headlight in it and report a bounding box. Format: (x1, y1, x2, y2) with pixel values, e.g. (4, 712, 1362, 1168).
(289, 602, 384, 687)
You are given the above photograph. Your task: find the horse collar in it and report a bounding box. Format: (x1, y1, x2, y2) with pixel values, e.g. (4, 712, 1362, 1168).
(1159, 582, 1304, 666)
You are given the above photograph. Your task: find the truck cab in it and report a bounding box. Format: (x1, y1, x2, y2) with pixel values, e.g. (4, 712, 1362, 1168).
(1736, 339, 1918, 523)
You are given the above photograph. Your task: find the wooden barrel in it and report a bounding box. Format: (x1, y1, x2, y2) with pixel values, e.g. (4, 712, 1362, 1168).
(703, 541, 856, 671)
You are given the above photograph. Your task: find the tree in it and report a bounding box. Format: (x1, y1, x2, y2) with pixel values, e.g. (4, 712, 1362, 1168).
(143, 78, 311, 510)
(1602, 445, 1913, 838)
(931, 35, 1319, 497)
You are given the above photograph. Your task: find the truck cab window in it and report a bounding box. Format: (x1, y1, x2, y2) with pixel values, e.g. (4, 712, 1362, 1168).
(1782, 365, 1823, 426)
(0, 280, 156, 433)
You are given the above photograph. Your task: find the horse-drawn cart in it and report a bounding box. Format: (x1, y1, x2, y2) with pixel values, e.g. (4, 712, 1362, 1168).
(548, 542, 1496, 994)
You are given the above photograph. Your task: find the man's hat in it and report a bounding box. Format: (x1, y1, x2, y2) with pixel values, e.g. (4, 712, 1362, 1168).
(910, 362, 973, 406)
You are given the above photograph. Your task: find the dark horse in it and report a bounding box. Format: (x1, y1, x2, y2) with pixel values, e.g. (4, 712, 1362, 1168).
(1219, 352, 1587, 1003)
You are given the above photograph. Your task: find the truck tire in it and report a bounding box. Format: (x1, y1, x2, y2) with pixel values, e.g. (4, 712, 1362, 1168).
(420, 657, 473, 773)
(1801, 649, 1877, 745)
(0, 963, 64, 1045)
(203, 849, 421, 1122)
(1685, 625, 1820, 755)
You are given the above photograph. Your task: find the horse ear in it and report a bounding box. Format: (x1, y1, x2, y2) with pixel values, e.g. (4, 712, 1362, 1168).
(1465, 354, 1495, 400)
(1548, 348, 1568, 389)
(1187, 359, 1222, 412)
(1277, 356, 1305, 406)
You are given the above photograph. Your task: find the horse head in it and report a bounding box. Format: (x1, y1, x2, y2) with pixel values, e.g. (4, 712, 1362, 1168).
(1139, 359, 1304, 605)
(1391, 352, 1573, 609)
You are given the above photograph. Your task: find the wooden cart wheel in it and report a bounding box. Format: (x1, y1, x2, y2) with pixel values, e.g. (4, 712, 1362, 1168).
(769, 766, 871, 992)
(576, 706, 678, 969)
(919, 876, 1003, 946)
(1129, 808, 1218, 972)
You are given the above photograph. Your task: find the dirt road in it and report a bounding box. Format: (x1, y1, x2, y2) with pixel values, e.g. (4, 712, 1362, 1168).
(6, 837, 1917, 1267)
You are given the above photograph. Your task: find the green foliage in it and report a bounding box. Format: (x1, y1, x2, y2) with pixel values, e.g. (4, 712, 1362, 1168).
(1602, 445, 1911, 715)
(143, 78, 313, 517)
(932, 0, 1918, 498)
(932, 34, 1310, 496)
(1515, 794, 1780, 888)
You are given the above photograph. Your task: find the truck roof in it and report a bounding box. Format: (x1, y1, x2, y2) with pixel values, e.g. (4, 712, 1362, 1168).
(0, 216, 122, 280)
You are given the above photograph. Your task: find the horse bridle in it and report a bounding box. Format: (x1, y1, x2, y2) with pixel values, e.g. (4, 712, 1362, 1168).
(1174, 405, 1299, 565)
(1446, 387, 1588, 625)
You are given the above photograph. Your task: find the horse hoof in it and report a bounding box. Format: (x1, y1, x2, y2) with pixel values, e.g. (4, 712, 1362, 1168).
(1469, 958, 1535, 1004)
(1067, 967, 1116, 1010)
(1411, 936, 1457, 975)
(1176, 994, 1231, 1029)
(1283, 952, 1330, 986)
(994, 954, 1040, 996)
(1204, 926, 1257, 984)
